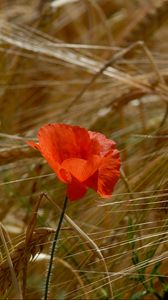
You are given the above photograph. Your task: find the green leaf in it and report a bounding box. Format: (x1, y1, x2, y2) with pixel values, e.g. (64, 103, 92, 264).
(146, 247, 157, 260)
(132, 250, 140, 265)
(150, 262, 161, 287)
(128, 217, 136, 249)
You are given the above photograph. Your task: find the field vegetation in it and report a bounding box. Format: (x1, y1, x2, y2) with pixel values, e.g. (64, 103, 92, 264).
(0, 0, 168, 299)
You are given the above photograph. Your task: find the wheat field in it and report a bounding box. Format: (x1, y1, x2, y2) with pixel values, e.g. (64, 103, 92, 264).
(0, 0, 168, 299)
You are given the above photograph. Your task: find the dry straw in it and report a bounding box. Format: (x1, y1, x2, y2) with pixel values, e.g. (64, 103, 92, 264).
(0, 0, 167, 298)
(0, 228, 54, 295)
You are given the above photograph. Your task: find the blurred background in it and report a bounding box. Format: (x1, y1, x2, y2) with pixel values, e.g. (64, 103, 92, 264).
(0, 0, 168, 299)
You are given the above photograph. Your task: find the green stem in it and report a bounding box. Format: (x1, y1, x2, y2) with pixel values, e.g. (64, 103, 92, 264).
(44, 195, 68, 300)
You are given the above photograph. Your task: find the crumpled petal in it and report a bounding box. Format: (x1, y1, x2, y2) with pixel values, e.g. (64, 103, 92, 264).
(67, 178, 87, 201)
(89, 131, 116, 156)
(84, 171, 98, 192)
(97, 150, 120, 198)
(27, 140, 60, 178)
(61, 155, 101, 182)
(27, 123, 92, 183)
(37, 124, 91, 163)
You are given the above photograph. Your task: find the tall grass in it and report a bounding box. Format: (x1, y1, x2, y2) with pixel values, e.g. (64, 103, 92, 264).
(0, 0, 168, 299)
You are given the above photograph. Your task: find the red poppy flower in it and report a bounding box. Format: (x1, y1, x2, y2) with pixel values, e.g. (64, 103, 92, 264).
(27, 124, 120, 201)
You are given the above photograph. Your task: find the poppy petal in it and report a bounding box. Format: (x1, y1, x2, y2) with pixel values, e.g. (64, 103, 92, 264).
(70, 125, 92, 159)
(27, 138, 61, 178)
(67, 178, 87, 201)
(38, 124, 91, 163)
(89, 131, 116, 156)
(27, 140, 40, 151)
(58, 168, 72, 183)
(84, 170, 98, 192)
(61, 155, 101, 182)
(97, 150, 120, 198)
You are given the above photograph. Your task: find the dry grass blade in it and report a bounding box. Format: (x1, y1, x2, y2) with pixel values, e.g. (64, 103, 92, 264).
(64, 215, 114, 300)
(22, 193, 44, 298)
(0, 21, 151, 90)
(65, 40, 163, 112)
(118, 0, 168, 45)
(0, 223, 22, 299)
(0, 228, 54, 295)
(85, 0, 113, 45)
(52, 257, 90, 300)
(44, 193, 114, 300)
(0, 146, 39, 165)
